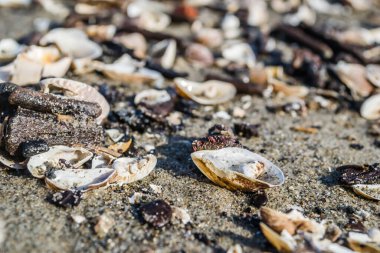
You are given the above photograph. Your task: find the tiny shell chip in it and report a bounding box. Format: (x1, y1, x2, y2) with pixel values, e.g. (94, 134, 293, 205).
(27, 145, 93, 179)
(260, 222, 295, 253)
(45, 168, 116, 191)
(366, 64, 380, 88)
(40, 78, 110, 124)
(191, 147, 285, 191)
(360, 94, 380, 120)
(111, 155, 157, 185)
(174, 78, 236, 105)
(352, 184, 380, 201)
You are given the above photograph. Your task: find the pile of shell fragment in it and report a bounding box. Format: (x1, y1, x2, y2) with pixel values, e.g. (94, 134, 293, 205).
(0, 0, 380, 251)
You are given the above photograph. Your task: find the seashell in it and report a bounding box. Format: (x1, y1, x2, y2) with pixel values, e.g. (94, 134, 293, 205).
(85, 25, 116, 41)
(194, 28, 223, 48)
(334, 62, 373, 98)
(105, 129, 124, 143)
(40, 78, 110, 124)
(221, 14, 241, 39)
(150, 39, 177, 69)
(360, 94, 380, 120)
(352, 184, 380, 201)
(191, 147, 285, 191)
(335, 28, 380, 47)
(45, 168, 116, 191)
(0, 152, 25, 170)
(0, 39, 23, 63)
(92, 54, 164, 86)
(38, 0, 70, 18)
(260, 222, 295, 253)
(269, 78, 309, 98)
(39, 28, 102, 60)
(115, 33, 147, 58)
(271, 0, 300, 13)
(348, 231, 380, 253)
(134, 89, 171, 106)
(174, 78, 236, 105)
(27, 145, 93, 179)
(111, 155, 157, 185)
(185, 43, 214, 67)
(284, 5, 316, 26)
(136, 11, 171, 32)
(221, 42, 255, 68)
(247, 0, 268, 27)
(74, 3, 105, 15)
(366, 64, 380, 88)
(108, 140, 133, 154)
(0, 0, 31, 7)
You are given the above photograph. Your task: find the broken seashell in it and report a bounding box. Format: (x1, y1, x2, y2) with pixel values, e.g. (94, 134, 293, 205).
(45, 167, 116, 191)
(221, 14, 241, 39)
(221, 42, 255, 68)
(269, 78, 309, 98)
(27, 145, 93, 179)
(85, 25, 116, 41)
(114, 33, 147, 58)
(0, 39, 23, 63)
(366, 64, 380, 88)
(334, 61, 374, 98)
(194, 28, 223, 48)
(0, 152, 25, 169)
(260, 222, 295, 253)
(150, 39, 177, 69)
(40, 78, 110, 124)
(136, 11, 171, 32)
(352, 184, 380, 201)
(174, 78, 236, 105)
(348, 231, 380, 253)
(108, 140, 132, 155)
(105, 129, 124, 143)
(191, 147, 285, 191)
(111, 155, 157, 185)
(134, 89, 176, 118)
(361, 94, 380, 120)
(335, 28, 380, 47)
(39, 28, 102, 60)
(185, 43, 214, 67)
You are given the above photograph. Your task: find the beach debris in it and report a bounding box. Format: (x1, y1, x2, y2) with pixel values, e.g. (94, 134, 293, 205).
(172, 207, 191, 225)
(94, 213, 115, 238)
(71, 214, 86, 224)
(46, 190, 82, 208)
(337, 163, 380, 201)
(0, 38, 23, 63)
(174, 78, 236, 105)
(140, 199, 172, 228)
(191, 147, 285, 191)
(361, 94, 380, 120)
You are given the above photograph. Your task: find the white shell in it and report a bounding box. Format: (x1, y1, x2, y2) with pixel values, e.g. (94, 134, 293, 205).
(191, 147, 285, 191)
(115, 33, 147, 58)
(0, 153, 25, 170)
(0, 39, 23, 62)
(39, 28, 102, 60)
(174, 78, 236, 105)
(105, 129, 124, 143)
(27, 146, 93, 179)
(134, 89, 171, 106)
(45, 168, 116, 191)
(352, 184, 380, 201)
(111, 155, 157, 185)
(222, 41, 255, 68)
(150, 39, 177, 69)
(366, 64, 380, 88)
(360, 94, 380, 120)
(334, 61, 373, 98)
(40, 78, 110, 124)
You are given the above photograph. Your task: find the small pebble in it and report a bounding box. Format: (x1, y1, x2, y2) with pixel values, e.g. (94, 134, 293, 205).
(140, 200, 172, 228)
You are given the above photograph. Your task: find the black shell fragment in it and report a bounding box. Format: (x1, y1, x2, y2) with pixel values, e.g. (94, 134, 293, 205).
(337, 163, 380, 185)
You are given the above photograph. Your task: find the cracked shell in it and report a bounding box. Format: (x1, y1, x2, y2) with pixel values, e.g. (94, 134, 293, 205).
(111, 154, 157, 185)
(191, 147, 285, 191)
(27, 145, 93, 179)
(174, 78, 236, 105)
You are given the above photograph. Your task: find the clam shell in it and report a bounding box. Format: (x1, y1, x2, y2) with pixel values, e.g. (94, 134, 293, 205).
(0, 38, 23, 62)
(174, 78, 236, 105)
(360, 94, 380, 120)
(39, 28, 102, 60)
(191, 147, 285, 191)
(260, 223, 295, 253)
(366, 64, 380, 88)
(40, 78, 110, 124)
(45, 168, 116, 191)
(334, 62, 373, 98)
(111, 155, 157, 185)
(27, 146, 93, 179)
(352, 184, 380, 201)
(221, 42, 255, 68)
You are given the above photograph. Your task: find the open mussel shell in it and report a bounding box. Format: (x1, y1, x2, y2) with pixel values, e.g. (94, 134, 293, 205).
(40, 78, 110, 124)
(174, 78, 236, 105)
(191, 147, 285, 191)
(110, 155, 157, 185)
(45, 168, 116, 191)
(260, 222, 295, 253)
(352, 184, 380, 201)
(360, 94, 380, 120)
(27, 146, 93, 179)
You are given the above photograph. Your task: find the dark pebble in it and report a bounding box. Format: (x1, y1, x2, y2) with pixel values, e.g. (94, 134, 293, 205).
(233, 123, 260, 138)
(349, 143, 364, 150)
(46, 190, 82, 208)
(20, 140, 49, 158)
(140, 199, 172, 228)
